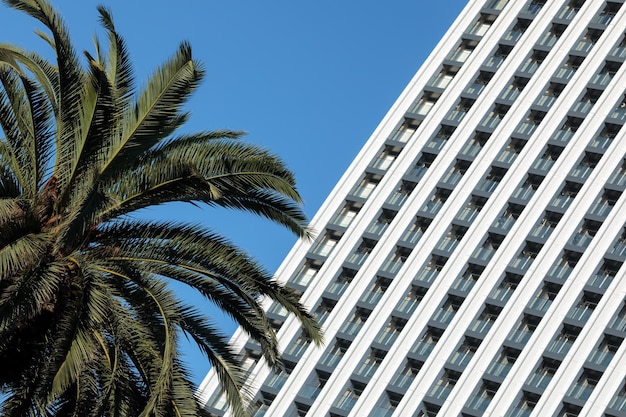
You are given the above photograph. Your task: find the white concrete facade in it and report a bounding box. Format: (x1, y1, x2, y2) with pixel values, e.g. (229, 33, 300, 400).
(199, 1, 626, 416)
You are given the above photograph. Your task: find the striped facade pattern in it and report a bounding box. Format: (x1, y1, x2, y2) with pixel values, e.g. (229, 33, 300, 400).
(199, 0, 626, 416)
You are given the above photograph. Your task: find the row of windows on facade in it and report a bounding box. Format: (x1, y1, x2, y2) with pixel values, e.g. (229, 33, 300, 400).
(251, 239, 626, 417)
(411, 6, 626, 141)
(219, 0, 624, 410)
(288, 158, 626, 351)
(304, 287, 626, 417)
(306, 144, 625, 301)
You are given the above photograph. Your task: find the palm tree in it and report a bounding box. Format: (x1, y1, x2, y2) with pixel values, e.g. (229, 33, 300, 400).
(0, 1, 322, 416)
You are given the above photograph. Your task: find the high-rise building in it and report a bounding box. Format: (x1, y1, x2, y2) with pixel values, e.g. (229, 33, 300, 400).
(198, 0, 626, 416)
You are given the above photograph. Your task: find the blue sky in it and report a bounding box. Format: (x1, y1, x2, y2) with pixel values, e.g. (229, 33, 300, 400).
(1, 0, 467, 385)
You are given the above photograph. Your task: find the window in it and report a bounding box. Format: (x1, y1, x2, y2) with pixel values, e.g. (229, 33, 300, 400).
(390, 359, 422, 389)
(522, 0, 545, 15)
(333, 381, 365, 411)
(590, 122, 621, 149)
(546, 324, 581, 356)
(361, 277, 392, 304)
(415, 255, 448, 284)
(465, 71, 494, 96)
(532, 145, 563, 173)
(339, 308, 371, 337)
(587, 259, 622, 291)
(546, 250, 580, 281)
(496, 138, 526, 164)
(367, 209, 397, 236)
(432, 295, 464, 325)
(537, 23, 566, 48)
(320, 338, 351, 367)
(589, 189, 621, 217)
(451, 263, 484, 294)
(500, 76, 529, 101)
(331, 201, 362, 228)
(465, 381, 499, 412)
(401, 216, 432, 245)
(472, 233, 505, 262)
(610, 227, 626, 257)
(509, 241, 542, 271)
(527, 281, 560, 313)
(535, 82, 565, 107)
(381, 246, 413, 275)
(556, 0, 585, 21)
(489, 272, 522, 303)
(421, 187, 452, 214)
(426, 125, 456, 151)
(515, 109, 545, 137)
(325, 268, 356, 296)
(477, 166, 507, 193)
(480, 104, 511, 129)
(569, 152, 602, 180)
(484, 44, 513, 69)
(297, 370, 329, 401)
(390, 119, 419, 144)
(292, 260, 321, 286)
(311, 230, 342, 257)
(411, 151, 437, 179)
(351, 173, 382, 199)
(428, 65, 459, 89)
(530, 211, 562, 239)
(355, 348, 386, 378)
(608, 158, 626, 187)
(526, 358, 559, 390)
(492, 203, 524, 232)
(485, 0, 509, 11)
(459, 131, 490, 157)
(428, 369, 461, 401)
(512, 174, 543, 201)
(518, 49, 548, 75)
(569, 219, 601, 248)
(573, 28, 602, 54)
(372, 391, 402, 417)
(395, 285, 428, 315)
(566, 369, 601, 401)
(468, 304, 501, 335)
(447, 39, 479, 63)
(445, 98, 475, 123)
(587, 334, 621, 368)
(411, 326, 443, 357)
(555, 55, 584, 80)
(436, 224, 468, 253)
(549, 181, 582, 210)
(503, 18, 531, 42)
(313, 298, 336, 325)
(592, 1, 622, 25)
(607, 379, 626, 414)
(507, 314, 541, 344)
(374, 316, 407, 347)
(284, 332, 311, 359)
(505, 393, 538, 417)
(486, 347, 520, 378)
(467, 13, 497, 37)
(455, 195, 488, 223)
(572, 88, 602, 115)
(609, 301, 626, 332)
(441, 159, 471, 187)
(387, 180, 417, 206)
(411, 92, 440, 116)
(347, 238, 377, 266)
(551, 116, 583, 143)
(449, 337, 481, 367)
(371, 145, 402, 171)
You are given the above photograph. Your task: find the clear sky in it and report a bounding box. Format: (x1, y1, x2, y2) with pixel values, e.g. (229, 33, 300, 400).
(1, 0, 467, 385)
